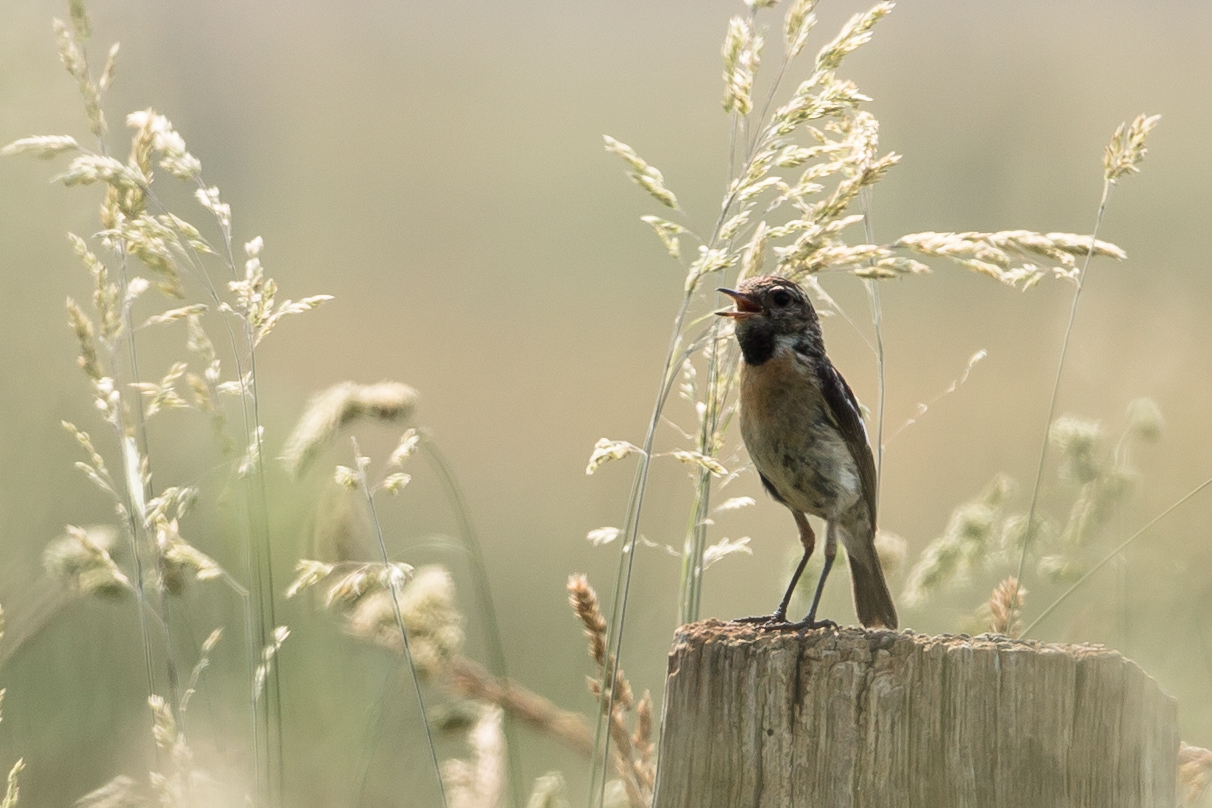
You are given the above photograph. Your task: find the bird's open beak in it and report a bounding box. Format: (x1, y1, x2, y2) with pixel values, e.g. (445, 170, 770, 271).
(716, 288, 762, 319)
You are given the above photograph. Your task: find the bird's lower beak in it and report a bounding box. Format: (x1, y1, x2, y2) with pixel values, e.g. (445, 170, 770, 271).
(716, 287, 762, 319)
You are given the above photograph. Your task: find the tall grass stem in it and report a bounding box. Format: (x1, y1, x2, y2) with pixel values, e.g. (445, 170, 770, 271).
(351, 438, 448, 808)
(420, 439, 523, 808)
(1022, 472, 1212, 636)
(1014, 179, 1113, 623)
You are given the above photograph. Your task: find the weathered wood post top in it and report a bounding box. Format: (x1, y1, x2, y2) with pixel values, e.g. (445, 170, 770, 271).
(652, 619, 1178, 808)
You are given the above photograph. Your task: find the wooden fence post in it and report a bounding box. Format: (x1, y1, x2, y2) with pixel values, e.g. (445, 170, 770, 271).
(651, 620, 1178, 808)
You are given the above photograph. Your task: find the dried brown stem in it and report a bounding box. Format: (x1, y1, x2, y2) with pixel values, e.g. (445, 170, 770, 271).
(447, 656, 594, 757)
(568, 573, 608, 666)
(569, 574, 634, 708)
(634, 691, 656, 791)
(568, 574, 652, 807)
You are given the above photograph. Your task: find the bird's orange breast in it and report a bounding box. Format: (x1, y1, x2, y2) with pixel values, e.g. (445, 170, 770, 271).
(739, 350, 821, 444)
(738, 347, 861, 519)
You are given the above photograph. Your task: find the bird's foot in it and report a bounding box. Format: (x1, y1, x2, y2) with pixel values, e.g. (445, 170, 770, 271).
(730, 612, 791, 628)
(784, 616, 838, 632)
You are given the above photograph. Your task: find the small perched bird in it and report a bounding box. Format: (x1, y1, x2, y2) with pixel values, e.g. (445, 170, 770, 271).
(717, 276, 897, 629)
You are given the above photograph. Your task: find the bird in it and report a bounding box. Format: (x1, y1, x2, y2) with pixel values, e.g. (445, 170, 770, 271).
(716, 275, 897, 630)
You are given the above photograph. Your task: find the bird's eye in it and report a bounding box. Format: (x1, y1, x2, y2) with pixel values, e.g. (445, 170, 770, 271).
(771, 290, 792, 307)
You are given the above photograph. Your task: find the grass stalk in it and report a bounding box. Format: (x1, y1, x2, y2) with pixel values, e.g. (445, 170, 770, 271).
(168, 166, 284, 807)
(588, 291, 695, 808)
(137, 177, 274, 800)
(73, 24, 175, 759)
(350, 438, 448, 808)
(1022, 472, 1212, 636)
(351, 666, 397, 807)
(1011, 113, 1160, 624)
(245, 352, 283, 807)
(595, 31, 772, 796)
(859, 186, 886, 485)
(133, 149, 281, 803)
(1013, 178, 1112, 620)
(420, 438, 523, 808)
(678, 328, 728, 626)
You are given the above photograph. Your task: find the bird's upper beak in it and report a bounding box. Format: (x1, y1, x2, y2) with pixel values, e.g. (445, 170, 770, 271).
(716, 288, 762, 319)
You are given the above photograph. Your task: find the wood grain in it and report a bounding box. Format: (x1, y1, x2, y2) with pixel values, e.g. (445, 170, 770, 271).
(652, 620, 1178, 808)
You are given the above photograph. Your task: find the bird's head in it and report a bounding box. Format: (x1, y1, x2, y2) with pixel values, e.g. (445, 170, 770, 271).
(716, 276, 819, 337)
(716, 276, 822, 365)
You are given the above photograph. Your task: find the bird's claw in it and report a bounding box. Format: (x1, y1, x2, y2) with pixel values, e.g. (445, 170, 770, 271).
(730, 612, 789, 627)
(731, 612, 837, 631)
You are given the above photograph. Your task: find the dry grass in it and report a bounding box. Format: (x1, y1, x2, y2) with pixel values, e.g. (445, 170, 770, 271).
(1180, 743, 1212, 807)
(280, 381, 419, 478)
(986, 576, 1026, 638)
(0, 0, 1197, 806)
(2, 0, 340, 801)
(567, 575, 654, 808)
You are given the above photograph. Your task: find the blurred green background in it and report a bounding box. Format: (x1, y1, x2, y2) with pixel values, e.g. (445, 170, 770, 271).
(2, 0, 1211, 805)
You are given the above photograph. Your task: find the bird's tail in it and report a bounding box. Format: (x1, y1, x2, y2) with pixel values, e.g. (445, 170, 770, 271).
(843, 525, 898, 629)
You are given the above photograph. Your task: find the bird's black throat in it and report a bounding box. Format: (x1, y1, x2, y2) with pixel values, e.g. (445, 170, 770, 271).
(736, 321, 823, 366)
(735, 320, 777, 366)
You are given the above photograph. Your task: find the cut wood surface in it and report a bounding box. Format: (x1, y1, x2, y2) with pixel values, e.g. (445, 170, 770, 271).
(652, 619, 1178, 808)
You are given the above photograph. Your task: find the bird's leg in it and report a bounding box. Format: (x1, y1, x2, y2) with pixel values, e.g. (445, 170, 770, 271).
(772, 511, 816, 622)
(790, 520, 839, 630)
(733, 511, 815, 626)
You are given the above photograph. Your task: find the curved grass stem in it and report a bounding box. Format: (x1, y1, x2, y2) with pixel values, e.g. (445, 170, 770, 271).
(1014, 179, 1113, 625)
(589, 290, 696, 808)
(73, 33, 175, 768)
(1022, 473, 1212, 636)
(420, 439, 523, 808)
(859, 185, 885, 491)
(350, 438, 449, 808)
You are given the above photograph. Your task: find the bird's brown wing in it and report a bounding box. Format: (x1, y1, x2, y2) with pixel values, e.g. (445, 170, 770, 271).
(814, 358, 878, 524)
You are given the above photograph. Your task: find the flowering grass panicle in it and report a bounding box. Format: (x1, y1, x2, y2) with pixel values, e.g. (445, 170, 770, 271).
(567, 575, 653, 808)
(2, 0, 343, 802)
(986, 576, 1026, 638)
(1179, 743, 1212, 807)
